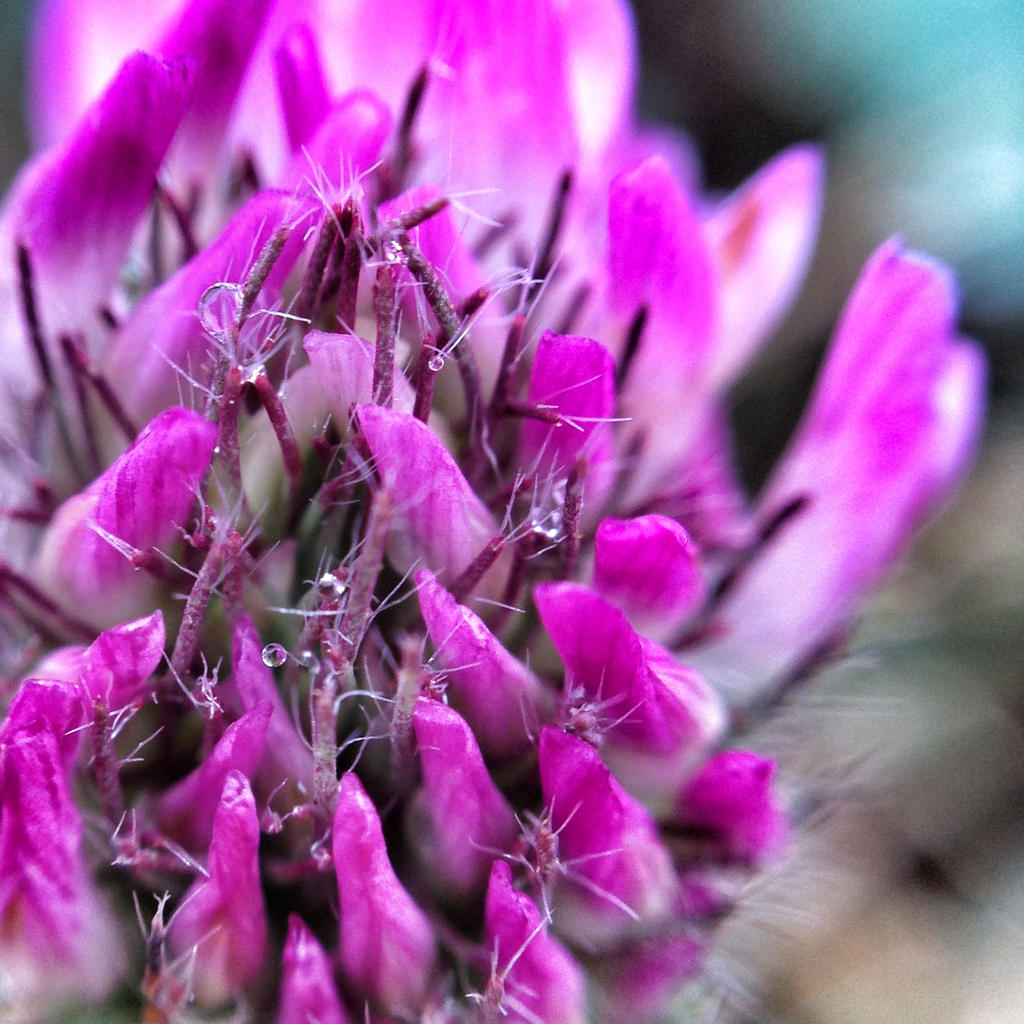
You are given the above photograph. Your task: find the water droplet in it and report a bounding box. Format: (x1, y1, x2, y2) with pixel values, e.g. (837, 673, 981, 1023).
(428, 353, 445, 372)
(261, 643, 287, 668)
(298, 650, 321, 675)
(384, 238, 404, 264)
(198, 282, 243, 339)
(318, 572, 348, 598)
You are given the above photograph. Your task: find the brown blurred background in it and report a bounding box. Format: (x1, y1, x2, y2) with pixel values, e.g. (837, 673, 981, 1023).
(4, 1, 1022, 1021)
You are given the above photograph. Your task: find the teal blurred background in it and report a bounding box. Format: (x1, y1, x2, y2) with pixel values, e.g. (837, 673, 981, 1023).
(3, 1, 1022, 1021)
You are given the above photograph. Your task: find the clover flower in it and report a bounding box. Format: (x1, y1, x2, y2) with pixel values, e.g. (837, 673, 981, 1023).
(0, 0, 985, 1021)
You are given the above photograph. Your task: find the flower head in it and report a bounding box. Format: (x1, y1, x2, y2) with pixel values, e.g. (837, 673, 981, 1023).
(0, 0, 984, 1020)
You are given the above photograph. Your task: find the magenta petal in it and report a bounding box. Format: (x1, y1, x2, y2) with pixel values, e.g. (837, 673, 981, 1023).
(279, 915, 350, 1024)
(80, 610, 165, 709)
(356, 404, 497, 581)
(592, 933, 704, 1024)
(333, 773, 437, 1016)
(0, 677, 84, 770)
(281, 89, 392, 196)
(483, 860, 587, 1024)
(156, 0, 274, 179)
(304, 331, 415, 426)
(33, 407, 216, 624)
(676, 750, 788, 865)
(103, 191, 316, 422)
(274, 22, 331, 151)
(231, 615, 313, 794)
(409, 698, 518, 899)
(5, 51, 192, 298)
(535, 582, 725, 806)
(697, 241, 987, 689)
(415, 570, 552, 759)
(0, 716, 123, 1006)
(538, 726, 677, 950)
(520, 330, 616, 506)
(172, 771, 268, 1006)
(593, 515, 705, 636)
(704, 145, 825, 386)
(607, 156, 717, 492)
(157, 701, 272, 851)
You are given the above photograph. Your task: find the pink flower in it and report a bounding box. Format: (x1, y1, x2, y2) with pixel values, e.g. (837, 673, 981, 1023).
(0, 0, 983, 1019)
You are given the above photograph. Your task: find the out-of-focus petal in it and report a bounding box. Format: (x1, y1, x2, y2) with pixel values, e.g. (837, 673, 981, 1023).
(157, 0, 274, 182)
(304, 331, 415, 429)
(538, 726, 678, 950)
(408, 698, 518, 899)
(607, 156, 716, 494)
(0, 52, 193, 404)
(675, 749, 788, 866)
(483, 859, 587, 1024)
(415, 569, 552, 759)
(703, 145, 824, 387)
(157, 701, 272, 851)
(0, 716, 123, 1010)
(279, 915, 350, 1024)
(356, 403, 497, 582)
(693, 241, 987, 692)
(273, 22, 331, 152)
(103, 191, 316, 423)
(333, 772, 437, 1017)
(171, 771, 268, 1006)
(280, 90, 392, 196)
(592, 515, 705, 638)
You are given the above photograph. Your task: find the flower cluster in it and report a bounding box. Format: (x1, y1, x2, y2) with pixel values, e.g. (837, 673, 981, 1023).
(0, 0, 985, 1021)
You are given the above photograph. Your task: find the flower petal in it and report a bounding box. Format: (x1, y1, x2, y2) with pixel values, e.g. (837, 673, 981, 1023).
(536, 582, 725, 807)
(230, 615, 313, 795)
(675, 749, 788, 866)
(356, 403, 497, 581)
(0, 714, 123, 1009)
(33, 407, 217, 625)
(593, 515, 705, 637)
(333, 772, 437, 1016)
(538, 726, 678, 950)
(279, 915, 350, 1024)
(415, 569, 552, 758)
(408, 698, 518, 899)
(520, 330, 616, 508)
(694, 241, 987, 691)
(103, 191, 316, 423)
(171, 770, 268, 1006)
(703, 145, 824, 386)
(483, 859, 587, 1024)
(157, 701, 272, 851)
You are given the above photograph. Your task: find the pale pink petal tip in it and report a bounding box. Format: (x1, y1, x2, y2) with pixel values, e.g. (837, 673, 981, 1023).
(279, 915, 350, 1024)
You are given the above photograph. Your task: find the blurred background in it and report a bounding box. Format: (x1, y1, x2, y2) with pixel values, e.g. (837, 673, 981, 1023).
(2, 1, 1021, 1021)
